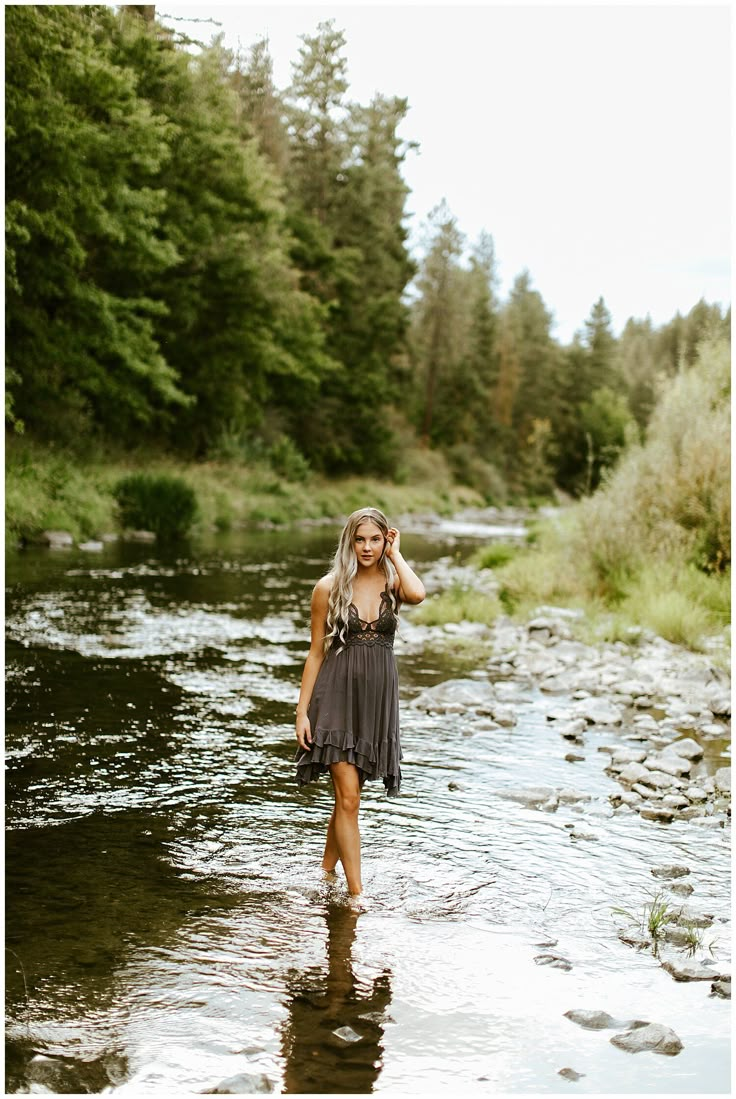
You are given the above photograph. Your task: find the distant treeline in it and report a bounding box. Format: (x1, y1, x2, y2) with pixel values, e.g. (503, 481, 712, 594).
(5, 6, 730, 495)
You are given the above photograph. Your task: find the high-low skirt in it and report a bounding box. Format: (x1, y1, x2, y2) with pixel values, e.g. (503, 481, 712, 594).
(294, 641, 402, 797)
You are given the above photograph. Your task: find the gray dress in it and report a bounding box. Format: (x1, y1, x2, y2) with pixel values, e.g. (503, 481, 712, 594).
(294, 585, 402, 796)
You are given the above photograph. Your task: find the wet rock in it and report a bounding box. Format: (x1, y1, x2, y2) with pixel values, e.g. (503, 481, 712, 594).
(124, 529, 157, 543)
(610, 747, 648, 765)
(700, 722, 727, 738)
(661, 794, 689, 809)
(558, 1067, 586, 1081)
(642, 770, 683, 791)
(713, 767, 731, 794)
(565, 752, 585, 762)
(618, 790, 643, 807)
(639, 806, 675, 823)
(662, 959, 727, 982)
(568, 827, 598, 841)
(411, 678, 496, 715)
(618, 931, 653, 950)
(679, 805, 707, 820)
(650, 864, 690, 879)
(684, 786, 708, 802)
(556, 788, 592, 804)
(535, 953, 572, 971)
(492, 704, 517, 727)
(79, 540, 104, 552)
(632, 782, 657, 798)
(500, 786, 559, 812)
(203, 1072, 274, 1093)
(705, 691, 731, 717)
(667, 906, 713, 928)
(669, 881, 694, 896)
(618, 761, 651, 785)
(564, 1009, 632, 1029)
(644, 754, 692, 777)
(41, 530, 74, 548)
(332, 1026, 363, 1043)
(557, 720, 587, 742)
(576, 699, 623, 726)
(662, 925, 695, 946)
(610, 1022, 683, 1055)
(710, 978, 731, 999)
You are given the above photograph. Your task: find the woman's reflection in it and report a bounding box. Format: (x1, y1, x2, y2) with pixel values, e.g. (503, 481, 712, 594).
(281, 901, 393, 1094)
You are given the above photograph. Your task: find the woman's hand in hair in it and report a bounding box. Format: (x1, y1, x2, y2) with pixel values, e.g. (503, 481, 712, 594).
(385, 527, 401, 561)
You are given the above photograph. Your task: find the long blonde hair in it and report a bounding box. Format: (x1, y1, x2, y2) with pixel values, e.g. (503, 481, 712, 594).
(324, 507, 399, 653)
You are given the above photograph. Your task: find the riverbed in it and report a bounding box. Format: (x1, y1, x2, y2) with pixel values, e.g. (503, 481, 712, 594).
(4, 516, 731, 1094)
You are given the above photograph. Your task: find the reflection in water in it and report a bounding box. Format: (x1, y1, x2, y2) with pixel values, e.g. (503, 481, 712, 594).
(281, 900, 392, 1094)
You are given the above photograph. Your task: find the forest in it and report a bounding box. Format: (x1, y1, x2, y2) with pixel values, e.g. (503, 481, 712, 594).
(5, 4, 731, 505)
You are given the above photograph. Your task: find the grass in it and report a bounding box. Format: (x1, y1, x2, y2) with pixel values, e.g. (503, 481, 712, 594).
(4, 437, 485, 546)
(412, 583, 503, 628)
(612, 890, 674, 941)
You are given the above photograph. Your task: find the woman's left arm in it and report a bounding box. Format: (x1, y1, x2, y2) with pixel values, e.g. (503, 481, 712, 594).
(386, 528, 425, 605)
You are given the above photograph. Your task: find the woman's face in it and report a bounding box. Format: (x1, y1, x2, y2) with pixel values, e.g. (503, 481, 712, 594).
(353, 520, 385, 567)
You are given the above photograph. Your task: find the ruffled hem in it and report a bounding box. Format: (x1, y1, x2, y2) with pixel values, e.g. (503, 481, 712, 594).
(295, 726, 402, 797)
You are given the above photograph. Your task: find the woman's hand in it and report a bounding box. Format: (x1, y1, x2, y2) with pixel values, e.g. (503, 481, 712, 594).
(296, 712, 313, 751)
(385, 527, 401, 561)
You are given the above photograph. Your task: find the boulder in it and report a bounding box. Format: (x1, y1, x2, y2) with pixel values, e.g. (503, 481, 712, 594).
(610, 1022, 683, 1056)
(411, 678, 496, 715)
(650, 865, 690, 880)
(713, 767, 731, 794)
(41, 530, 74, 548)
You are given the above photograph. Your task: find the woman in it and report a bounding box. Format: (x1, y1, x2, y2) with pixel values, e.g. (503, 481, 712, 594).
(294, 507, 425, 896)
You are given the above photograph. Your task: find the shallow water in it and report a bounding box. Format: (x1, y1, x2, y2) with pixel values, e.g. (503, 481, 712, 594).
(5, 521, 731, 1094)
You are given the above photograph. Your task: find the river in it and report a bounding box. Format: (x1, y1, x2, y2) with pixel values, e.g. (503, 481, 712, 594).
(4, 516, 730, 1094)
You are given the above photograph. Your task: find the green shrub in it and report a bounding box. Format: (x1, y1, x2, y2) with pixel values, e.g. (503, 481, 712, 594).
(268, 435, 310, 482)
(412, 584, 502, 627)
(113, 473, 198, 539)
(474, 542, 518, 570)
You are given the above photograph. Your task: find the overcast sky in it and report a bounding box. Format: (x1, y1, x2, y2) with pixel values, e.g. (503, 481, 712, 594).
(156, 2, 731, 342)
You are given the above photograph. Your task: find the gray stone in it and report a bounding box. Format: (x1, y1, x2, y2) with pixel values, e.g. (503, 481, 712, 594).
(558, 1067, 586, 1081)
(499, 786, 559, 811)
(79, 540, 104, 552)
(556, 788, 592, 804)
(564, 1009, 634, 1030)
(632, 782, 659, 798)
(662, 959, 727, 982)
(411, 678, 496, 715)
(124, 529, 157, 542)
(713, 767, 731, 794)
(332, 1026, 363, 1043)
(618, 790, 643, 807)
(610, 1022, 683, 1056)
(706, 693, 731, 718)
(678, 805, 706, 820)
(492, 704, 517, 727)
(700, 722, 727, 738)
(669, 882, 694, 896)
(534, 953, 572, 970)
(710, 979, 731, 999)
(644, 770, 682, 790)
(662, 794, 689, 809)
(565, 752, 586, 762)
(611, 747, 648, 765)
(645, 754, 692, 777)
(42, 529, 74, 547)
(619, 762, 651, 785)
(577, 699, 623, 726)
(203, 1073, 274, 1094)
(685, 786, 708, 802)
(667, 906, 713, 928)
(639, 806, 675, 823)
(650, 864, 690, 879)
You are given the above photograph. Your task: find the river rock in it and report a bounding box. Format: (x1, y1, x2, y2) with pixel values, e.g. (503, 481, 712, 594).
(564, 1009, 632, 1029)
(644, 754, 692, 777)
(411, 678, 496, 715)
(650, 864, 690, 879)
(534, 953, 572, 970)
(662, 959, 726, 982)
(618, 762, 651, 785)
(632, 782, 660, 798)
(610, 1022, 683, 1055)
(124, 529, 157, 542)
(684, 786, 708, 801)
(332, 1026, 363, 1043)
(713, 767, 731, 794)
(500, 786, 559, 811)
(639, 806, 675, 823)
(662, 794, 689, 809)
(710, 979, 731, 999)
(643, 770, 682, 791)
(42, 530, 74, 548)
(565, 752, 585, 762)
(705, 690, 731, 717)
(558, 1067, 585, 1081)
(557, 788, 592, 804)
(78, 540, 104, 552)
(576, 699, 623, 726)
(610, 747, 648, 765)
(667, 905, 713, 928)
(669, 881, 694, 896)
(203, 1073, 274, 1093)
(492, 704, 517, 727)
(618, 790, 643, 807)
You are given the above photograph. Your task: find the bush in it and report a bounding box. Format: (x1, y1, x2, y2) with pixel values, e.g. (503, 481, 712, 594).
(113, 473, 198, 539)
(474, 542, 518, 570)
(267, 435, 310, 482)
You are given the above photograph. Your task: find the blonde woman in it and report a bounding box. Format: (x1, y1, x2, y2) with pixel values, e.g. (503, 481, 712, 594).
(295, 508, 425, 896)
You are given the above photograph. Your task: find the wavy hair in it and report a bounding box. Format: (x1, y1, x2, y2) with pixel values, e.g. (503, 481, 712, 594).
(324, 507, 399, 653)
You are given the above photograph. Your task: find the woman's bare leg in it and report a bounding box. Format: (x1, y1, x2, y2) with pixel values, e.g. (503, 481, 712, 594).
(328, 762, 363, 895)
(322, 807, 338, 872)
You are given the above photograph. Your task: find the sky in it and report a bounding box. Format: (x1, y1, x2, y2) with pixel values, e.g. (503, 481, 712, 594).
(155, 1, 731, 342)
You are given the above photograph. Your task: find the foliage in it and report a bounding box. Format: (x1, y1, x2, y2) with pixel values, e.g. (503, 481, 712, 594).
(412, 584, 502, 627)
(113, 473, 199, 538)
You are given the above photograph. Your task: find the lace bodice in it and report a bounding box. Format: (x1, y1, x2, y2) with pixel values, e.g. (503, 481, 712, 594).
(341, 588, 398, 650)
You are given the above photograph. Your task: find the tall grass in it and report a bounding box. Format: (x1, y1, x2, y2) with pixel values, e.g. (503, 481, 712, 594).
(486, 337, 731, 649)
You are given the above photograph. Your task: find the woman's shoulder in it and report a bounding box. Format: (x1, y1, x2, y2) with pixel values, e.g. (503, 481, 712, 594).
(313, 573, 334, 596)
